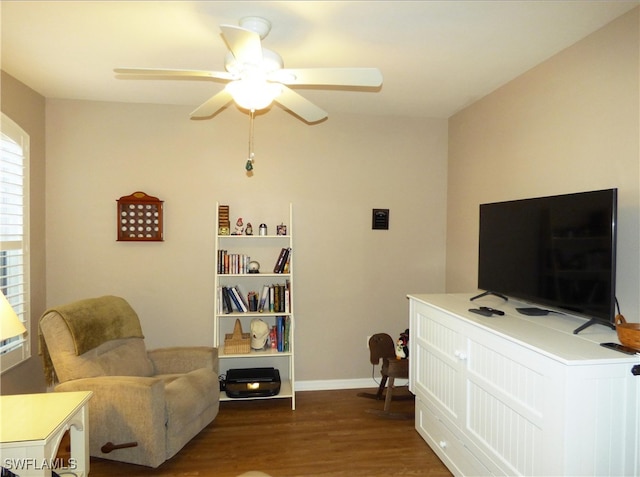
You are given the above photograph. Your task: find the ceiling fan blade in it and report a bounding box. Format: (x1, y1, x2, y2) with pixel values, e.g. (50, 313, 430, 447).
(190, 89, 234, 119)
(114, 67, 235, 81)
(271, 68, 383, 87)
(220, 25, 262, 64)
(275, 86, 327, 123)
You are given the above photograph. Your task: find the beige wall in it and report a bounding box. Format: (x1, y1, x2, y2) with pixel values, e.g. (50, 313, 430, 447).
(44, 100, 448, 383)
(0, 72, 47, 394)
(447, 9, 640, 322)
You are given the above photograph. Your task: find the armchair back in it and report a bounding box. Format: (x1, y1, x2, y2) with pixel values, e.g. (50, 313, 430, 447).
(39, 295, 154, 384)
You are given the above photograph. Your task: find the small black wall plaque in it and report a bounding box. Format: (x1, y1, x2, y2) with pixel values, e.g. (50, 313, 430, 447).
(372, 209, 389, 230)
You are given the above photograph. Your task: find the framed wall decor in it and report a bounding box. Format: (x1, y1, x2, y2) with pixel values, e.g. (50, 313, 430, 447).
(117, 191, 164, 241)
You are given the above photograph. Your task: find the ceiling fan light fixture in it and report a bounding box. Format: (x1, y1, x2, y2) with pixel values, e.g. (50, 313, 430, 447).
(226, 80, 282, 111)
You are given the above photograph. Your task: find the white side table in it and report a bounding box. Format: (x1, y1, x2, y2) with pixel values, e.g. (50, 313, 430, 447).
(0, 391, 93, 477)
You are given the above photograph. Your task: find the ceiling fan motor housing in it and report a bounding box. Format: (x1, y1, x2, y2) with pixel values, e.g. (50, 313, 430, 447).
(224, 48, 284, 77)
(239, 16, 271, 39)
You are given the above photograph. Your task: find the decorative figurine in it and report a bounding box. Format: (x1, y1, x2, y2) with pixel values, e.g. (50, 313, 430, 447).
(395, 329, 409, 359)
(245, 222, 253, 235)
(276, 223, 287, 235)
(233, 218, 244, 235)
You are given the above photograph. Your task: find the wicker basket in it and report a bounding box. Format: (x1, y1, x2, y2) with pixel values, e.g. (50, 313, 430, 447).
(615, 314, 640, 350)
(224, 319, 251, 354)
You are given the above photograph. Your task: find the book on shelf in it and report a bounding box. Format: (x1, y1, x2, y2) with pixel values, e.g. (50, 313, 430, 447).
(284, 316, 290, 352)
(216, 287, 222, 313)
(284, 286, 290, 313)
(276, 316, 284, 352)
(274, 284, 281, 312)
(220, 287, 233, 314)
(269, 326, 277, 350)
(269, 286, 275, 312)
(273, 247, 291, 273)
(217, 249, 224, 274)
(258, 284, 270, 312)
(247, 291, 259, 312)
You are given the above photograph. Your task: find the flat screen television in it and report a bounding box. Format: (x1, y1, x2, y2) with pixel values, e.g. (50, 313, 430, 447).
(476, 188, 618, 334)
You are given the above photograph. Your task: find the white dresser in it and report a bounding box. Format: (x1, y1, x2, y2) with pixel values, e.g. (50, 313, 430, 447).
(408, 293, 640, 477)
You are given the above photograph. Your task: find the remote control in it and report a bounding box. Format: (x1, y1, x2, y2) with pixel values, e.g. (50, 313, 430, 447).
(600, 342, 640, 355)
(469, 308, 494, 317)
(480, 306, 505, 316)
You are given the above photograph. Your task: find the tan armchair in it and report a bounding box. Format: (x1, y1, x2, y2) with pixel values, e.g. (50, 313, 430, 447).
(39, 295, 220, 468)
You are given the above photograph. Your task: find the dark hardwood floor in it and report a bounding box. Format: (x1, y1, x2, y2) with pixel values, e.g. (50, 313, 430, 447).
(86, 388, 452, 477)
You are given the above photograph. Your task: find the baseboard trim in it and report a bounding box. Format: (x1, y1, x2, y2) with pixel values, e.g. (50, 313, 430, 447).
(295, 378, 408, 392)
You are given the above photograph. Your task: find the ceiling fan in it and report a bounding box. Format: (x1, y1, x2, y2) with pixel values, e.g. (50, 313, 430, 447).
(114, 16, 383, 123)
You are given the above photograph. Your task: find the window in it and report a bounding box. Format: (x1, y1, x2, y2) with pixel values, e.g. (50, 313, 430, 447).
(0, 113, 30, 373)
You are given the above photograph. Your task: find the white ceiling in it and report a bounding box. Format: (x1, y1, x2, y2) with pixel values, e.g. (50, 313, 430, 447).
(1, 1, 638, 119)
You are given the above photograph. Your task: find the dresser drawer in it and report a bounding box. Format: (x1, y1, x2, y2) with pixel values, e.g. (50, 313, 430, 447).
(416, 397, 492, 477)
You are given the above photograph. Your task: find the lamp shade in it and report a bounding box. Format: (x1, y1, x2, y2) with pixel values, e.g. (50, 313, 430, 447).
(0, 290, 26, 342)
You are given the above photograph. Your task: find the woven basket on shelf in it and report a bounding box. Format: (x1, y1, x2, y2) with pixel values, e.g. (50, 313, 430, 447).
(224, 319, 251, 354)
(615, 315, 640, 350)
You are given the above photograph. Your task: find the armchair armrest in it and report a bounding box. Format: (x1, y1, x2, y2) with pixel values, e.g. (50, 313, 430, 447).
(147, 346, 218, 375)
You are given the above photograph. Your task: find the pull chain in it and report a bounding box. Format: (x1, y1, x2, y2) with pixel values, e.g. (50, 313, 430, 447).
(245, 109, 255, 172)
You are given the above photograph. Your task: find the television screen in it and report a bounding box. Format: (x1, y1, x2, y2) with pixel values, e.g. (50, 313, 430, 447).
(477, 188, 617, 333)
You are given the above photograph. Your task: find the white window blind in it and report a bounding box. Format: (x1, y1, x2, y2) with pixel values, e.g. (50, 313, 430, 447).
(0, 113, 30, 372)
